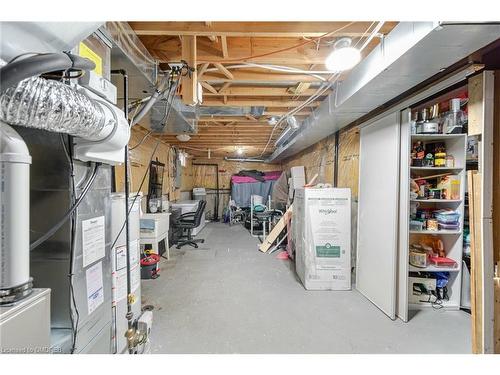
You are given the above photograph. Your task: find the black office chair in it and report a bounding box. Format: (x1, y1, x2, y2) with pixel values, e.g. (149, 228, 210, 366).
(173, 200, 207, 249)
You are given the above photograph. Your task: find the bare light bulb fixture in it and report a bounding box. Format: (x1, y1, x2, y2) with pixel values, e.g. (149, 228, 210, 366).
(286, 115, 299, 130)
(267, 116, 278, 126)
(176, 133, 191, 142)
(236, 147, 244, 155)
(325, 37, 361, 72)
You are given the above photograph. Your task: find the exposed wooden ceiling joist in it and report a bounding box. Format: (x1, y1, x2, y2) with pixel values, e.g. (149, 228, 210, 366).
(200, 70, 326, 83)
(201, 99, 321, 107)
(144, 36, 384, 65)
(130, 21, 395, 38)
(131, 21, 399, 157)
(201, 86, 329, 97)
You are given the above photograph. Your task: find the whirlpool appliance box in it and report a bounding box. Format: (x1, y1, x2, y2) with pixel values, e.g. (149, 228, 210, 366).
(293, 187, 351, 290)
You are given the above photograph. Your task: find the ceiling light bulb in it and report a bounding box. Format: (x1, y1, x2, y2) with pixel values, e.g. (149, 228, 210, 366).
(286, 115, 299, 130)
(236, 147, 244, 155)
(176, 134, 191, 142)
(325, 37, 361, 72)
(268, 116, 278, 126)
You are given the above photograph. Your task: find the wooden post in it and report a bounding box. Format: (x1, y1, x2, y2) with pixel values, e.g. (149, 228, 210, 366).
(493, 70, 500, 354)
(468, 71, 496, 353)
(468, 170, 483, 353)
(181, 36, 198, 105)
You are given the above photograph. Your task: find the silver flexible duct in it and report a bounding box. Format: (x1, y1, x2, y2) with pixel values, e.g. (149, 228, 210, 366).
(0, 77, 108, 139)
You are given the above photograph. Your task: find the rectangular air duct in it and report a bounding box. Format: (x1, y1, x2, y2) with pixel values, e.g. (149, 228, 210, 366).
(269, 22, 500, 161)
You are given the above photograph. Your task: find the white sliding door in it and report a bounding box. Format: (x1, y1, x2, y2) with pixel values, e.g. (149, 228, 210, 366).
(356, 112, 401, 319)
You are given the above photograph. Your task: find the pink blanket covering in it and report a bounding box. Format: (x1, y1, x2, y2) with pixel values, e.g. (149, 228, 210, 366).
(231, 170, 282, 184)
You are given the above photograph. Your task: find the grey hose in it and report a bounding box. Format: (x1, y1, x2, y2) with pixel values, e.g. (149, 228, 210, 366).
(0, 52, 95, 93)
(30, 163, 100, 251)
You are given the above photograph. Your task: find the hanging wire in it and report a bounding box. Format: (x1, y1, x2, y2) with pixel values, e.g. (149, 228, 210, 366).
(252, 21, 384, 159)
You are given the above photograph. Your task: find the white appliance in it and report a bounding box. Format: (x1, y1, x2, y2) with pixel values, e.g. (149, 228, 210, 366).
(192, 187, 206, 201)
(292, 187, 351, 290)
(171, 200, 206, 236)
(110, 193, 142, 354)
(0, 288, 51, 353)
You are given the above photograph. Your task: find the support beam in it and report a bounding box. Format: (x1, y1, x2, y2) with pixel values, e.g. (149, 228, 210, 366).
(200, 81, 218, 94)
(181, 36, 198, 105)
(221, 35, 228, 58)
(203, 86, 328, 97)
(201, 70, 325, 83)
(130, 21, 397, 38)
(213, 62, 234, 80)
(201, 99, 321, 107)
(218, 82, 231, 93)
(197, 62, 210, 79)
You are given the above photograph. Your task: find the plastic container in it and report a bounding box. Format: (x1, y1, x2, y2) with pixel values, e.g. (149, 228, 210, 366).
(439, 222, 460, 231)
(410, 220, 424, 231)
(434, 210, 460, 224)
(140, 254, 160, 279)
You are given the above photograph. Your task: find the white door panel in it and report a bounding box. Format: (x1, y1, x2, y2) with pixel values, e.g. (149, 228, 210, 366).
(356, 112, 400, 319)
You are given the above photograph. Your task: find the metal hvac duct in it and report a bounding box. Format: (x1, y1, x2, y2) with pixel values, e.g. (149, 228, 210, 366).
(105, 22, 197, 134)
(269, 22, 500, 161)
(0, 22, 103, 62)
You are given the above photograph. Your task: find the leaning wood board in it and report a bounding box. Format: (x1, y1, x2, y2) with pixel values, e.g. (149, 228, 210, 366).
(259, 205, 292, 253)
(468, 170, 483, 354)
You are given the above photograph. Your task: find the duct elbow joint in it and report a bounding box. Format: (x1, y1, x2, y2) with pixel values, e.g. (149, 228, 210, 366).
(73, 88, 130, 165)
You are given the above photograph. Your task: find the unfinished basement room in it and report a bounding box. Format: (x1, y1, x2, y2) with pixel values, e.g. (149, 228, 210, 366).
(1, 1, 500, 372)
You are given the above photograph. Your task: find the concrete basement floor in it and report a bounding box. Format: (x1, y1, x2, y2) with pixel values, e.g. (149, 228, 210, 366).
(141, 222, 471, 354)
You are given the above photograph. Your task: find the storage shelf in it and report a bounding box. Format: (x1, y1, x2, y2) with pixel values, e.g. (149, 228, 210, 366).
(411, 133, 466, 141)
(409, 264, 461, 272)
(410, 199, 462, 203)
(409, 229, 462, 235)
(410, 166, 463, 171)
(409, 302, 460, 310)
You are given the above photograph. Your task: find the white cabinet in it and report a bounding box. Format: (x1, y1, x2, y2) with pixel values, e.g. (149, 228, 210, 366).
(357, 105, 467, 321)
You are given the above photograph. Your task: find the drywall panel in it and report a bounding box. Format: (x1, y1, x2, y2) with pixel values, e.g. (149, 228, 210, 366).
(356, 112, 400, 320)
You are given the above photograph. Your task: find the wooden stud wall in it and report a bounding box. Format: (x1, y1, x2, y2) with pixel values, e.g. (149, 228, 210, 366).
(115, 126, 189, 201)
(192, 158, 281, 190)
(338, 128, 360, 198)
(281, 126, 360, 198)
(281, 135, 335, 185)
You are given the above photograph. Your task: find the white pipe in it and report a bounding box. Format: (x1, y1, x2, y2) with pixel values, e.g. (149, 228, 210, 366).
(359, 21, 385, 52)
(0, 121, 31, 290)
(204, 64, 328, 81)
(224, 157, 266, 162)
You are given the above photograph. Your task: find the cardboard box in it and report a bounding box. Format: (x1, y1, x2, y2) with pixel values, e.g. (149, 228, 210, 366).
(293, 187, 351, 290)
(437, 175, 461, 200)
